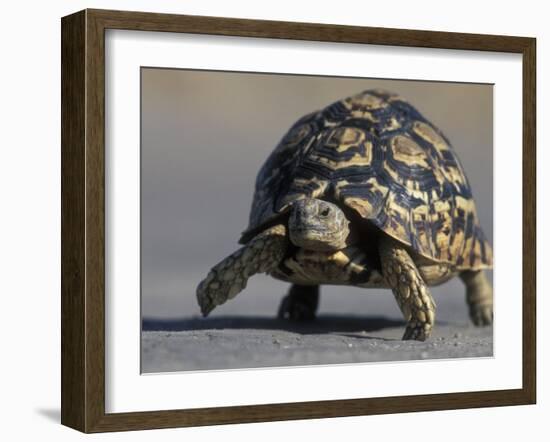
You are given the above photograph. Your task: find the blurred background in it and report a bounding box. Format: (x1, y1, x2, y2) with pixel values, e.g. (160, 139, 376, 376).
(141, 68, 493, 324)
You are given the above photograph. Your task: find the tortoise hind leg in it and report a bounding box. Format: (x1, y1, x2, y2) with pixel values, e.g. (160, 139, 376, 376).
(196, 225, 287, 316)
(460, 270, 493, 326)
(379, 237, 436, 341)
(278, 284, 319, 321)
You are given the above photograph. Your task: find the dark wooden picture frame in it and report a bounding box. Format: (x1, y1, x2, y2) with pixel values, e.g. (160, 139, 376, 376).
(61, 8, 536, 433)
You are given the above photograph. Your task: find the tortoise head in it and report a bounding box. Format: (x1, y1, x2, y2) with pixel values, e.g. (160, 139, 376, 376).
(288, 198, 350, 252)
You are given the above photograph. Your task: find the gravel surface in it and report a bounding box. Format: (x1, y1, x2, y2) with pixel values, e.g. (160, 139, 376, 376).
(141, 316, 493, 373)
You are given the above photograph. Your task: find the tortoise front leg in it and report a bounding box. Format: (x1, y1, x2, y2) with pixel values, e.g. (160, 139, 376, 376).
(196, 224, 287, 316)
(460, 270, 493, 326)
(379, 237, 436, 341)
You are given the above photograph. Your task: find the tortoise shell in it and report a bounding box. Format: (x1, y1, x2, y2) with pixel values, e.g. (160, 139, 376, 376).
(240, 89, 492, 270)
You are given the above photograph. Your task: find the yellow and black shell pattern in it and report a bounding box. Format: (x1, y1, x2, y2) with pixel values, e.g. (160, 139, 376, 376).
(240, 89, 492, 270)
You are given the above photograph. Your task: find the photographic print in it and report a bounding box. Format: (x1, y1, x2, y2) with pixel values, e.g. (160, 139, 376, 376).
(140, 69, 493, 373)
(61, 9, 535, 432)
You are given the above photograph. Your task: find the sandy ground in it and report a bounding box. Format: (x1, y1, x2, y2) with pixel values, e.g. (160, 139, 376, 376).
(142, 277, 493, 373)
(142, 315, 493, 373)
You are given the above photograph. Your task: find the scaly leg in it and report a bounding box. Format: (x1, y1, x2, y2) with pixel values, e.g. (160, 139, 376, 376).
(460, 270, 493, 326)
(379, 237, 436, 341)
(196, 224, 287, 316)
(278, 284, 319, 320)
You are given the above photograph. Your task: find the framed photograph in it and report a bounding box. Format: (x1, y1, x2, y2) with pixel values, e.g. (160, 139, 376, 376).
(61, 9, 536, 433)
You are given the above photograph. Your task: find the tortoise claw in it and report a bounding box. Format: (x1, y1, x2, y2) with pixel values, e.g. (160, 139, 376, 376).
(469, 304, 493, 327)
(402, 322, 431, 341)
(277, 294, 316, 321)
(196, 279, 215, 317)
(277, 285, 319, 321)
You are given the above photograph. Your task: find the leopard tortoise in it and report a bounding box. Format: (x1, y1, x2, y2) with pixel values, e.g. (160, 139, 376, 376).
(196, 89, 493, 341)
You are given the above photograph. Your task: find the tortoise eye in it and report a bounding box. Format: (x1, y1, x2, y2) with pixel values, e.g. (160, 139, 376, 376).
(320, 208, 330, 217)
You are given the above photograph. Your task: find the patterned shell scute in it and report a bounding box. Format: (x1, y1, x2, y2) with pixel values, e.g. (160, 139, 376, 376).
(243, 89, 492, 270)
